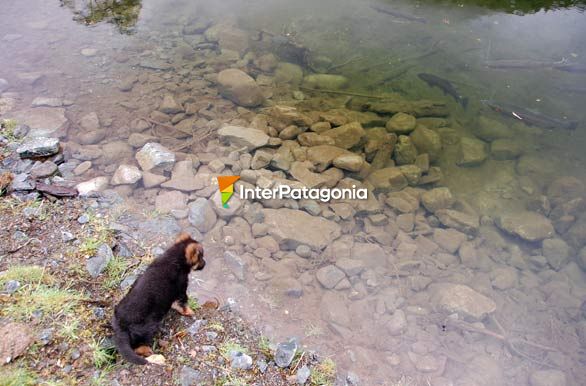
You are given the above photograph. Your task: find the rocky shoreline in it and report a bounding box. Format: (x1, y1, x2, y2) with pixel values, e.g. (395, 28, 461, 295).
(1, 13, 586, 386)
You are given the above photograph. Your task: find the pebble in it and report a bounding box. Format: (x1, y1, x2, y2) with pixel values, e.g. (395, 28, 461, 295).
(77, 214, 90, 224)
(4, 280, 20, 294)
(179, 365, 202, 386)
(297, 365, 311, 384)
(86, 244, 114, 278)
(61, 231, 75, 242)
(16, 137, 60, 158)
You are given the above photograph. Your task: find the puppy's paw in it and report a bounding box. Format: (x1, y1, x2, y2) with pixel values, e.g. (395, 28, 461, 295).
(145, 354, 166, 365)
(134, 345, 154, 357)
(180, 306, 195, 316)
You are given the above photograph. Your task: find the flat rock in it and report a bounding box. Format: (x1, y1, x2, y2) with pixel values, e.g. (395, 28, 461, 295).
(0, 322, 33, 363)
(263, 208, 341, 250)
(217, 125, 270, 151)
(155, 190, 188, 213)
(9, 107, 68, 137)
(17, 137, 60, 158)
(433, 283, 496, 321)
(31, 97, 63, 107)
(30, 161, 58, 178)
(161, 160, 203, 191)
(435, 209, 479, 235)
(316, 265, 346, 289)
(142, 171, 167, 188)
(496, 211, 554, 242)
(274, 339, 298, 368)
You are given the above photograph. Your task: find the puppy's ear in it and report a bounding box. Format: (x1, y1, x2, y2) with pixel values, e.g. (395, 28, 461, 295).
(185, 242, 203, 266)
(175, 232, 192, 244)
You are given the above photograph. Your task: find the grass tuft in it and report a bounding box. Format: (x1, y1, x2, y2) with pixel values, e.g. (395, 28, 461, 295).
(310, 358, 336, 386)
(102, 256, 129, 289)
(219, 340, 247, 359)
(2, 284, 81, 321)
(0, 366, 37, 386)
(0, 265, 50, 286)
(89, 338, 117, 369)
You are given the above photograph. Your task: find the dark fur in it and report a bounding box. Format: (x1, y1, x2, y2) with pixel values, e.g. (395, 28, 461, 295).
(112, 233, 205, 365)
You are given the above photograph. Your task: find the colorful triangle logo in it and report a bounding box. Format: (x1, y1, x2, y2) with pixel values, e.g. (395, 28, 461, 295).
(217, 176, 240, 208)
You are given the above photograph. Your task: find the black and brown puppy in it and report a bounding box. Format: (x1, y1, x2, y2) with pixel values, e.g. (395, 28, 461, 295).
(112, 232, 205, 365)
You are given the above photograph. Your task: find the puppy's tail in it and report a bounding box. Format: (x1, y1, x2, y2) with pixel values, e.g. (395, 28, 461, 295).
(112, 316, 147, 365)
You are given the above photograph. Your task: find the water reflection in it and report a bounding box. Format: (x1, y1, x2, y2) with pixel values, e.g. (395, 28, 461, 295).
(60, 0, 142, 33)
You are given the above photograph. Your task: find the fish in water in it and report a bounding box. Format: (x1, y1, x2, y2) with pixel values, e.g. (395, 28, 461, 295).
(484, 58, 566, 69)
(370, 4, 427, 24)
(481, 100, 578, 131)
(554, 63, 586, 73)
(418, 73, 468, 108)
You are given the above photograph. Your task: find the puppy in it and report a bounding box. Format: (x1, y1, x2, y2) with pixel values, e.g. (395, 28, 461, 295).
(112, 232, 205, 365)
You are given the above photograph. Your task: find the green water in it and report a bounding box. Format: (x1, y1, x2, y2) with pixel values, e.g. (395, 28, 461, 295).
(1, 0, 586, 384)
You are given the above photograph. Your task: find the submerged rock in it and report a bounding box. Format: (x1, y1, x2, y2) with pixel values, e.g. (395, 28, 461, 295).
(110, 164, 142, 185)
(263, 208, 341, 250)
(75, 176, 109, 196)
(386, 112, 416, 134)
(316, 265, 346, 289)
(367, 167, 407, 193)
(135, 143, 175, 172)
(217, 69, 264, 107)
(496, 211, 555, 242)
(321, 121, 365, 149)
(410, 126, 442, 162)
(302, 74, 348, 90)
(9, 107, 68, 137)
(433, 283, 496, 321)
(217, 125, 270, 150)
(421, 187, 454, 213)
(457, 137, 488, 167)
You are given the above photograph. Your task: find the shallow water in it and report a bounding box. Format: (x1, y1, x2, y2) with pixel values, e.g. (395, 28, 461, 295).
(1, 0, 586, 384)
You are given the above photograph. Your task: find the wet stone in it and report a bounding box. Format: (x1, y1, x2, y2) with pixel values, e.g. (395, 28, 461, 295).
(30, 161, 58, 178)
(159, 94, 184, 114)
(542, 238, 570, 271)
(316, 265, 346, 289)
(496, 211, 555, 242)
(17, 137, 60, 158)
(386, 112, 416, 134)
(110, 164, 142, 185)
(434, 283, 496, 321)
(217, 125, 270, 151)
(457, 137, 488, 167)
(155, 190, 188, 214)
(135, 143, 175, 172)
(421, 187, 454, 213)
(224, 251, 246, 280)
(76, 177, 109, 196)
(217, 69, 264, 107)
